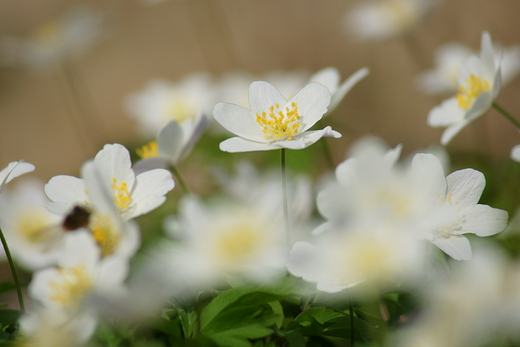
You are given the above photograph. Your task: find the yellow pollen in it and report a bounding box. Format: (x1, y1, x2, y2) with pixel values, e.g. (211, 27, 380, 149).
(15, 210, 54, 244)
(166, 98, 196, 124)
(90, 213, 120, 257)
(111, 178, 132, 212)
(136, 141, 159, 159)
(255, 102, 301, 141)
(456, 74, 492, 110)
(214, 223, 264, 268)
(49, 265, 92, 308)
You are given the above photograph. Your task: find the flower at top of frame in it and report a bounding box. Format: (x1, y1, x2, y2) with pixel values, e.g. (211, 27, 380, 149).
(417, 40, 520, 95)
(0, 5, 105, 68)
(0, 160, 35, 193)
(125, 74, 217, 138)
(428, 31, 502, 145)
(345, 0, 439, 41)
(213, 81, 341, 152)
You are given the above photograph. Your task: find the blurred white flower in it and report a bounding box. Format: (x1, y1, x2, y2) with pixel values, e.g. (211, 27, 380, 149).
(428, 32, 502, 145)
(512, 144, 520, 162)
(213, 81, 340, 152)
(22, 231, 129, 344)
(0, 6, 105, 68)
(345, 0, 438, 41)
(0, 179, 63, 270)
(132, 115, 208, 174)
(0, 161, 35, 193)
(418, 40, 520, 95)
(45, 143, 174, 220)
(125, 74, 217, 138)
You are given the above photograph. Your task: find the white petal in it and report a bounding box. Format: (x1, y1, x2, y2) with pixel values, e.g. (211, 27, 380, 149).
(290, 83, 331, 132)
(431, 234, 472, 261)
(248, 81, 287, 114)
(460, 204, 508, 237)
(157, 120, 184, 163)
(93, 143, 135, 188)
(440, 120, 471, 145)
(130, 169, 174, 218)
(410, 153, 446, 197)
(44, 175, 88, 214)
(219, 137, 275, 152)
(309, 67, 340, 93)
(271, 127, 341, 150)
(446, 169, 485, 207)
(213, 102, 265, 142)
(0, 161, 35, 192)
(427, 97, 465, 127)
(511, 144, 520, 162)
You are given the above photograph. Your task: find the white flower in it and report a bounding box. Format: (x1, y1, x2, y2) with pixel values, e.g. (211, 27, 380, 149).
(125, 74, 216, 138)
(309, 67, 370, 114)
(0, 161, 35, 193)
(132, 115, 208, 174)
(418, 40, 520, 95)
(45, 143, 174, 220)
(0, 179, 63, 270)
(22, 231, 129, 344)
(426, 167, 508, 260)
(213, 81, 340, 152)
(428, 32, 502, 145)
(345, 0, 438, 41)
(0, 6, 104, 68)
(512, 144, 520, 162)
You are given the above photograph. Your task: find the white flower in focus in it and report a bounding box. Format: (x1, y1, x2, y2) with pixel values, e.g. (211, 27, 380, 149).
(418, 40, 520, 95)
(22, 231, 129, 344)
(45, 143, 174, 220)
(428, 32, 502, 145)
(0, 179, 63, 270)
(309, 67, 370, 114)
(345, 0, 438, 41)
(0, 161, 35, 193)
(426, 167, 508, 260)
(0, 6, 104, 68)
(213, 81, 340, 152)
(125, 74, 216, 138)
(132, 115, 208, 174)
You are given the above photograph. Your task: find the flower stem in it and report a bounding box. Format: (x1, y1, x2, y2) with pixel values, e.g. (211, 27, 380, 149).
(349, 296, 355, 347)
(169, 165, 189, 194)
(321, 137, 335, 171)
(492, 102, 520, 130)
(0, 227, 25, 313)
(281, 149, 290, 249)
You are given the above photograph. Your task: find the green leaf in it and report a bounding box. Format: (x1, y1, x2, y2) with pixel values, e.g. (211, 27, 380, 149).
(0, 309, 21, 327)
(0, 283, 16, 296)
(209, 325, 273, 347)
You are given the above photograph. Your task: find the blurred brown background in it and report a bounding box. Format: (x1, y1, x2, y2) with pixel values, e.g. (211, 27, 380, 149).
(0, 0, 519, 180)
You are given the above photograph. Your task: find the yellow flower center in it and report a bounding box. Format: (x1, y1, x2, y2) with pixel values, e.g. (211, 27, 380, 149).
(384, 0, 417, 31)
(456, 74, 492, 110)
(136, 141, 159, 159)
(214, 223, 265, 268)
(90, 213, 120, 257)
(166, 98, 196, 124)
(50, 265, 93, 308)
(15, 210, 54, 244)
(111, 178, 132, 213)
(34, 20, 63, 50)
(255, 102, 301, 141)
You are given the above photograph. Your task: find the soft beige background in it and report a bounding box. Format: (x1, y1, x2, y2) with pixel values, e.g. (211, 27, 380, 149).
(0, 0, 519, 180)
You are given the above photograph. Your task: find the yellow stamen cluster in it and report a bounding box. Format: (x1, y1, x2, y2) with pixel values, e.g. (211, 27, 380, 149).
(215, 224, 264, 267)
(15, 210, 54, 244)
(136, 141, 159, 159)
(111, 178, 132, 212)
(50, 265, 93, 308)
(456, 74, 492, 110)
(167, 99, 195, 124)
(90, 213, 120, 257)
(255, 102, 301, 141)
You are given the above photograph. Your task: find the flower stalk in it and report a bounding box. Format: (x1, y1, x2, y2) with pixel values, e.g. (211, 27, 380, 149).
(0, 226, 25, 313)
(492, 102, 520, 130)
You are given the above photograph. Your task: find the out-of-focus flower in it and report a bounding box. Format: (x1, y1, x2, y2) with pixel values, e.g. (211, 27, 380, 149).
(0, 179, 63, 270)
(428, 32, 502, 145)
(426, 167, 508, 260)
(0, 6, 105, 68)
(213, 81, 340, 152)
(125, 74, 216, 138)
(0, 161, 35, 193)
(21, 231, 129, 344)
(45, 143, 174, 220)
(309, 67, 370, 114)
(345, 0, 438, 41)
(133, 115, 208, 174)
(511, 144, 520, 162)
(418, 40, 520, 95)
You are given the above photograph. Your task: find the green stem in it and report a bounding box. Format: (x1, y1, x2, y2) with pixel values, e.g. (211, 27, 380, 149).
(492, 102, 520, 130)
(281, 149, 290, 249)
(169, 165, 189, 194)
(321, 137, 335, 171)
(0, 227, 25, 313)
(349, 296, 355, 347)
